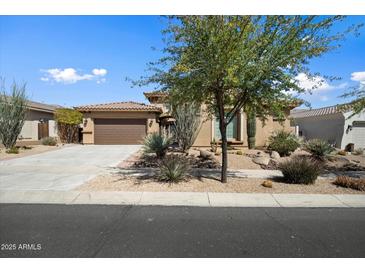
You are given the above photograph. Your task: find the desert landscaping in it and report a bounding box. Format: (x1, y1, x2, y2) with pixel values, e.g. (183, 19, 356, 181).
(76, 137, 365, 194)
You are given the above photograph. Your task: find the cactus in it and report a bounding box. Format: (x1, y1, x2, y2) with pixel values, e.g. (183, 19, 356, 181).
(246, 111, 256, 149)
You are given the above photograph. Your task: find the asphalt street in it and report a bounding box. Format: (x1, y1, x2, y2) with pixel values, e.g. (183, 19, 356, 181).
(0, 204, 364, 257)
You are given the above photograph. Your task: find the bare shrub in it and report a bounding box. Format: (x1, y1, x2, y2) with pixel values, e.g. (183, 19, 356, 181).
(278, 156, 322, 185)
(172, 103, 202, 153)
(333, 176, 365, 191)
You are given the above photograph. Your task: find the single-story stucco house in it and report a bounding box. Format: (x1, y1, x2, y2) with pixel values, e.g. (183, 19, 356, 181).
(290, 105, 365, 150)
(76, 91, 296, 147)
(17, 99, 59, 144)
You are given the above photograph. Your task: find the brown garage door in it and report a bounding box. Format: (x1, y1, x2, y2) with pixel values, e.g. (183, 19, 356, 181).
(94, 118, 147, 145)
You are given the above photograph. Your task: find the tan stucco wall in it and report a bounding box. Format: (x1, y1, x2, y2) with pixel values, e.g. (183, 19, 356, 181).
(254, 116, 292, 147)
(193, 115, 213, 147)
(192, 110, 293, 147)
(81, 111, 159, 144)
(18, 109, 56, 141)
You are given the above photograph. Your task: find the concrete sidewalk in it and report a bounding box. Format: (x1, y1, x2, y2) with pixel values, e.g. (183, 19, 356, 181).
(1, 190, 364, 207)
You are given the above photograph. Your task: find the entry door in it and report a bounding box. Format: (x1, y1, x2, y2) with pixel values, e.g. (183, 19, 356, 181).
(38, 121, 49, 140)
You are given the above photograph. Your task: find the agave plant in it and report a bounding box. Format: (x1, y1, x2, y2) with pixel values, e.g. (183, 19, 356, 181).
(158, 154, 190, 182)
(303, 139, 334, 161)
(142, 132, 173, 158)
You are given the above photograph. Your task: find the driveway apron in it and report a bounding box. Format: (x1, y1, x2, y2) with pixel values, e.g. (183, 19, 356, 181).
(0, 145, 140, 191)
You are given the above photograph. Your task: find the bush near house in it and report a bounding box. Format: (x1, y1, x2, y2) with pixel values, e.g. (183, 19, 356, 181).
(41, 136, 57, 146)
(158, 154, 190, 182)
(303, 139, 334, 161)
(54, 108, 82, 144)
(6, 146, 19, 154)
(278, 156, 322, 185)
(333, 176, 365, 191)
(268, 130, 300, 156)
(142, 132, 173, 159)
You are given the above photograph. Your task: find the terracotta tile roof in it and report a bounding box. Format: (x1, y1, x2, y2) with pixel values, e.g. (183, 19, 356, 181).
(143, 91, 169, 98)
(290, 104, 351, 119)
(75, 101, 162, 112)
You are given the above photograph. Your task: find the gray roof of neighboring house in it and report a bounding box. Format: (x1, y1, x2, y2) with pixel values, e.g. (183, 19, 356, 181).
(27, 100, 61, 113)
(1, 95, 60, 113)
(290, 104, 350, 119)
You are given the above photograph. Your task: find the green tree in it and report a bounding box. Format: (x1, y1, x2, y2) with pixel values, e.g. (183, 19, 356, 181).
(54, 108, 83, 143)
(136, 16, 361, 183)
(0, 80, 28, 149)
(340, 86, 365, 116)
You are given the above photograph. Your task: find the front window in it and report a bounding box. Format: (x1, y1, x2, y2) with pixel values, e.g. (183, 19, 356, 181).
(214, 116, 237, 140)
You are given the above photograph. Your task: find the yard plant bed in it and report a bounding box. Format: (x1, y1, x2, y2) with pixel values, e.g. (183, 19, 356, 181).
(0, 144, 60, 160)
(124, 148, 365, 172)
(132, 153, 221, 169)
(76, 173, 364, 194)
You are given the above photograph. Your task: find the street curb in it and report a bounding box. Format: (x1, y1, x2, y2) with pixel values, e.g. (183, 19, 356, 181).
(1, 190, 365, 208)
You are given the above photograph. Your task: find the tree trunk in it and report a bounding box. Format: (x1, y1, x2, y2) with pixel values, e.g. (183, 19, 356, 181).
(220, 123, 228, 183)
(216, 91, 228, 183)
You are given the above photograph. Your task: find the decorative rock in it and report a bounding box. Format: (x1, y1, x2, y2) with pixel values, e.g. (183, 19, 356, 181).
(261, 180, 273, 188)
(253, 156, 271, 166)
(270, 151, 280, 159)
(199, 149, 215, 160)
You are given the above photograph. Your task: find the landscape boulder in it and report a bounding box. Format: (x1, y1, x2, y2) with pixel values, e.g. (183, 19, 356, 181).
(199, 149, 215, 160)
(270, 151, 280, 159)
(261, 180, 273, 188)
(253, 156, 270, 166)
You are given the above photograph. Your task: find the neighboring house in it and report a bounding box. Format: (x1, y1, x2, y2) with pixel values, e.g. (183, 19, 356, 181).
(290, 105, 365, 150)
(18, 100, 59, 144)
(76, 91, 296, 146)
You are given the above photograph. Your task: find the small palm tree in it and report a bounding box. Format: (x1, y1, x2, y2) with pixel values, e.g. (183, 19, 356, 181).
(142, 132, 173, 158)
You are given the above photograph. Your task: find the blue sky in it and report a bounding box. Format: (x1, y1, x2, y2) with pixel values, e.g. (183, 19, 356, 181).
(0, 15, 364, 109)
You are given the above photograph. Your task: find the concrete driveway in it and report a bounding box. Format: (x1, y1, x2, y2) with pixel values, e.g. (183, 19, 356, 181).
(0, 145, 141, 191)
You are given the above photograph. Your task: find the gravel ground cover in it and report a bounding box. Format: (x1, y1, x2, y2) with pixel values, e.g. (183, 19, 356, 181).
(76, 173, 363, 194)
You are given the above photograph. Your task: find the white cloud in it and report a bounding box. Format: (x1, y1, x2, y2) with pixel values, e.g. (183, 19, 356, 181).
(41, 67, 107, 84)
(92, 68, 107, 76)
(351, 71, 365, 91)
(319, 95, 329, 102)
(295, 73, 346, 92)
(96, 78, 106, 84)
(351, 71, 365, 83)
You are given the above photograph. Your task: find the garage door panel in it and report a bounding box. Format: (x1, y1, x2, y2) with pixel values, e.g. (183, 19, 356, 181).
(352, 121, 365, 149)
(94, 118, 146, 145)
